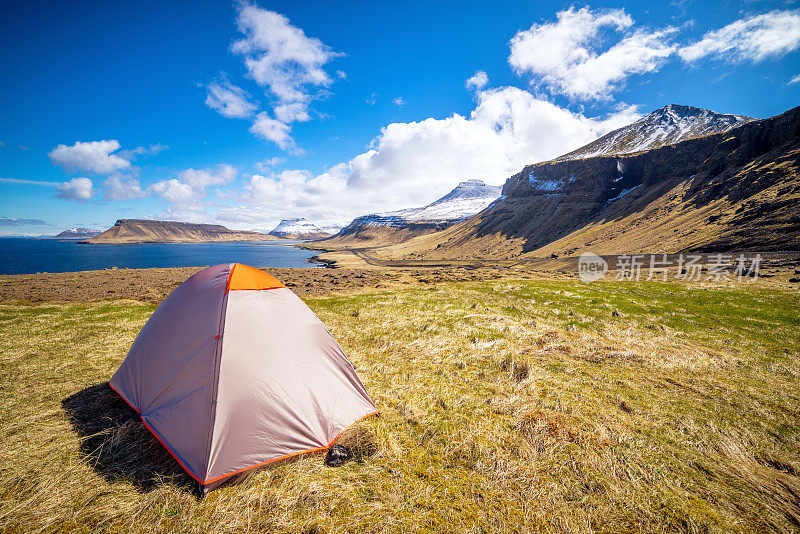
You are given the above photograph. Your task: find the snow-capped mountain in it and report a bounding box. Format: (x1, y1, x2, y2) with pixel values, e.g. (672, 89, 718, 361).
(556, 104, 754, 161)
(53, 227, 102, 239)
(347, 179, 501, 229)
(330, 180, 501, 243)
(268, 218, 333, 239)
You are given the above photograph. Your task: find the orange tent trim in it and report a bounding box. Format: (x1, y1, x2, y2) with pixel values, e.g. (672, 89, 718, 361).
(109, 381, 379, 486)
(108, 382, 205, 485)
(226, 263, 285, 292)
(202, 409, 379, 485)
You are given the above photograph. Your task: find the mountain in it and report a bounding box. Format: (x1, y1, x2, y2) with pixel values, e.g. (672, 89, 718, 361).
(383, 105, 800, 260)
(83, 219, 278, 244)
(52, 228, 102, 239)
(556, 104, 754, 161)
(268, 218, 333, 240)
(322, 179, 502, 246)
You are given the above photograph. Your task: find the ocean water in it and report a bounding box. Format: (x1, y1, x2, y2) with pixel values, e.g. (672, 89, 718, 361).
(0, 238, 322, 275)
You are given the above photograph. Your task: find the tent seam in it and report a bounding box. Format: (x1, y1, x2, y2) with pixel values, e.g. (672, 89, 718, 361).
(201, 262, 234, 485)
(108, 382, 205, 485)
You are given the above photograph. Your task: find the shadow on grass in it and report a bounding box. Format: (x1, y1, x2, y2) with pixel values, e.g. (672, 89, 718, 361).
(62, 382, 199, 495)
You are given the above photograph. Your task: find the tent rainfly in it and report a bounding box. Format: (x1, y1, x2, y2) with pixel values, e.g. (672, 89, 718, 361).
(109, 263, 377, 492)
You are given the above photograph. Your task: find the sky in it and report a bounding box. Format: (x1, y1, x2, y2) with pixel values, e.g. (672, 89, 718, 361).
(1, 0, 799, 235)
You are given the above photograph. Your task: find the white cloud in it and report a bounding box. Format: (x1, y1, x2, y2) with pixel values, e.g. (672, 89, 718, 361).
(255, 156, 286, 171)
(178, 164, 237, 191)
(232, 5, 340, 106)
(149, 165, 238, 217)
(466, 71, 489, 90)
(48, 140, 131, 174)
(229, 4, 341, 149)
(117, 143, 168, 161)
(215, 86, 640, 228)
(150, 179, 198, 212)
(392, 97, 405, 107)
(57, 177, 94, 201)
(789, 73, 800, 85)
(205, 81, 258, 119)
(0, 177, 59, 186)
(249, 113, 294, 150)
(104, 174, 147, 201)
(509, 7, 675, 100)
(366, 92, 378, 106)
(679, 10, 800, 63)
(274, 102, 311, 122)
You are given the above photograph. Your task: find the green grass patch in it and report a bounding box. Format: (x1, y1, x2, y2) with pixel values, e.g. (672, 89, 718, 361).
(1, 279, 799, 532)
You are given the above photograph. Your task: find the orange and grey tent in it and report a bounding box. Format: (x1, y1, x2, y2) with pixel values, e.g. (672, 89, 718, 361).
(109, 263, 377, 492)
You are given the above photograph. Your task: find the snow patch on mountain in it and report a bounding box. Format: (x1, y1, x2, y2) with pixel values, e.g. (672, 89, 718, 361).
(268, 218, 332, 238)
(556, 104, 754, 161)
(54, 227, 102, 239)
(348, 179, 502, 229)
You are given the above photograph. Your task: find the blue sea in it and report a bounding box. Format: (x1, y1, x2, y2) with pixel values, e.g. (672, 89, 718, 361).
(0, 238, 322, 275)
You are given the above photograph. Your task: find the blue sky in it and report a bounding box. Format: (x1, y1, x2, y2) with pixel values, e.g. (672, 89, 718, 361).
(1, 0, 799, 235)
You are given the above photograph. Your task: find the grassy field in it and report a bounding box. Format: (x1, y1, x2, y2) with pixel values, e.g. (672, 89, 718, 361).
(1, 278, 799, 532)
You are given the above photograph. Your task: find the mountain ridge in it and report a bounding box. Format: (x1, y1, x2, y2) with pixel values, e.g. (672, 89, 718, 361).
(321, 179, 501, 246)
(378, 105, 800, 260)
(268, 218, 333, 240)
(83, 219, 279, 244)
(556, 104, 754, 161)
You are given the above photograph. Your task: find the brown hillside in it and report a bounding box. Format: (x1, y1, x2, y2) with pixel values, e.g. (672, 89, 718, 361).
(83, 219, 280, 244)
(381, 106, 800, 260)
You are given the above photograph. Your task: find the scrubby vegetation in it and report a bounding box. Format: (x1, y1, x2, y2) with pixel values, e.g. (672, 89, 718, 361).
(1, 279, 798, 532)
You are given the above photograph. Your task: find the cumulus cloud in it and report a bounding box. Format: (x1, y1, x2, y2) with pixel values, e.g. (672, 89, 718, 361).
(149, 165, 238, 216)
(178, 164, 237, 191)
(56, 177, 94, 201)
(48, 140, 131, 174)
(509, 7, 675, 100)
(150, 179, 198, 212)
(103, 174, 147, 201)
(233, 5, 341, 105)
(466, 71, 489, 90)
(679, 10, 800, 63)
(205, 80, 258, 119)
(392, 97, 405, 107)
(214, 86, 640, 228)
(249, 113, 295, 150)
(226, 4, 341, 149)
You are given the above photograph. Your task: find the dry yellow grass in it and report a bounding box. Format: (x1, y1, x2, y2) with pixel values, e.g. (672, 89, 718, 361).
(1, 278, 799, 532)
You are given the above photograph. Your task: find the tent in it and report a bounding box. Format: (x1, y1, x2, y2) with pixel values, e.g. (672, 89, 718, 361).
(109, 263, 377, 492)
